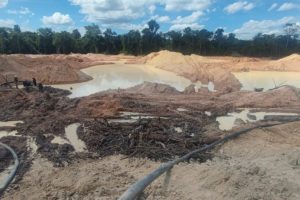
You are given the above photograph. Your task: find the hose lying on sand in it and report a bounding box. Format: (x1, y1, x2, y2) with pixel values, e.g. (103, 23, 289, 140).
(0, 142, 19, 195)
(118, 121, 295, 200)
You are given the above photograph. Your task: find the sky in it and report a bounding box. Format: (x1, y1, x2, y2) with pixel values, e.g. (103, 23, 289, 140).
(0, 0, 300, 39)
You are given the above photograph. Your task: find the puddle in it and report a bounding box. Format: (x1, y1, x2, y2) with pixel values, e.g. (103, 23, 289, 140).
(194, 81, 216, 92)
(216, 109, 298, 131)
(65, 123, 86, 152)
(120, 112, 148, 117)
(53, 63, 215, 98)
(120, 112, 156, 120)
(205, 111, 212, 116)
(51, 136, 70, 145)
(109, 112, 167, 124)
(0, 130, 18, 138)
(174, 127, 183, 133)
(108, 119, 138, 124)
(233, 71, 300, 91)
(177, 108, 188, 112)
(0, 121, 22, 139)
(0, 121, 23, 127)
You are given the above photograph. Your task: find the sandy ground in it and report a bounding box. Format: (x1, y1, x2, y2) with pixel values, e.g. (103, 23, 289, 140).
(3, 121, 300, 200)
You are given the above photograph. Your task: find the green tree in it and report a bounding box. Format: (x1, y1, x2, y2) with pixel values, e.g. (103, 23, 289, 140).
(53, 31, 73, 54)
(82, 24, 104, 53)
(141, 20, 162, 54)
(284, 23, 299, 50)
(122, 30, 141, 55)
(37, 28, 55, 54)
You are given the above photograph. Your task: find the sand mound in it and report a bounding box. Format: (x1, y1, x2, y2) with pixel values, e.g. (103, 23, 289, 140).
(144, 50, 241, 92)
(278, 54, 300, 62)
(127, 81, 181, 94)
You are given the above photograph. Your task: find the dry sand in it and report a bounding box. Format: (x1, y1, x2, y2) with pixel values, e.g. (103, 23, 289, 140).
(3, 121, 300, 200)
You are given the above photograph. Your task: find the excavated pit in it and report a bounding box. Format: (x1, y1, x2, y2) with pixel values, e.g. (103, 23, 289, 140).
(1, 52, 300, 199)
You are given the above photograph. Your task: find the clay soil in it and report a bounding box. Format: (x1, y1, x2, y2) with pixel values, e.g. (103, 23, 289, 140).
(1, 52, 300, 199)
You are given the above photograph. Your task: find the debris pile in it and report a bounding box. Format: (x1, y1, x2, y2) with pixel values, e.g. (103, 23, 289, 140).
(78, 118, 214, 162)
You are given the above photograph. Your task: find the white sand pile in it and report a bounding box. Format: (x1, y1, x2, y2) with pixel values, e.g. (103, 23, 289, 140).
(278, 54, 300, 62)
(144, 51, 241, 92)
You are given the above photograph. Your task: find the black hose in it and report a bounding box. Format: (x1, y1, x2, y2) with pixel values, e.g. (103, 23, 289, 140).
(0, 142, 19, 195)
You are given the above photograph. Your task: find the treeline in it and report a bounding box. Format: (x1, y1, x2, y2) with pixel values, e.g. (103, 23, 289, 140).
(0, 20, 299, 57)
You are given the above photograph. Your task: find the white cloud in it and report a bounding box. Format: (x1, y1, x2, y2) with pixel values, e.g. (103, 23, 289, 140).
(169, 23, 203, 31)
(224, 1, 255, 14)
(69, 0, 160, 24)
(268, 3, 278, 11)
(149, 5, 156, 14)
(0, 0, 8, 8)
(234, 17, 297, 39)
(8, 7, 33, 15)
(152, 15, 170, 23)
(0, 19, 16, 27)
(278, 3, 300, 11)
(169, 11, 204, 31)
(68, 0, 215, 30)
(42, 12, 73, 26)
(172, 11, 203, 24)
(164, 0, 214, 11)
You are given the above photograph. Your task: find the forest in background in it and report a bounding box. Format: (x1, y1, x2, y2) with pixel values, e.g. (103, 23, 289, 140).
(0, 20, 299, 58)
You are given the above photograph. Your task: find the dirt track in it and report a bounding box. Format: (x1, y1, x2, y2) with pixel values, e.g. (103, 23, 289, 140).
(1, 51, 300, 199)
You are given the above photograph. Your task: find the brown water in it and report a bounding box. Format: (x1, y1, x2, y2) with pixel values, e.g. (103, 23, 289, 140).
(233, 71, 300, 91)
(216, 109, 298, 131)
(53, 63, 214, 98)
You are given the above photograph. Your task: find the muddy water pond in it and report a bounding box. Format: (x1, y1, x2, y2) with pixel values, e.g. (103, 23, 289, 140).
(53, 64, 213, 98)
(233, 71, 300, 91)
